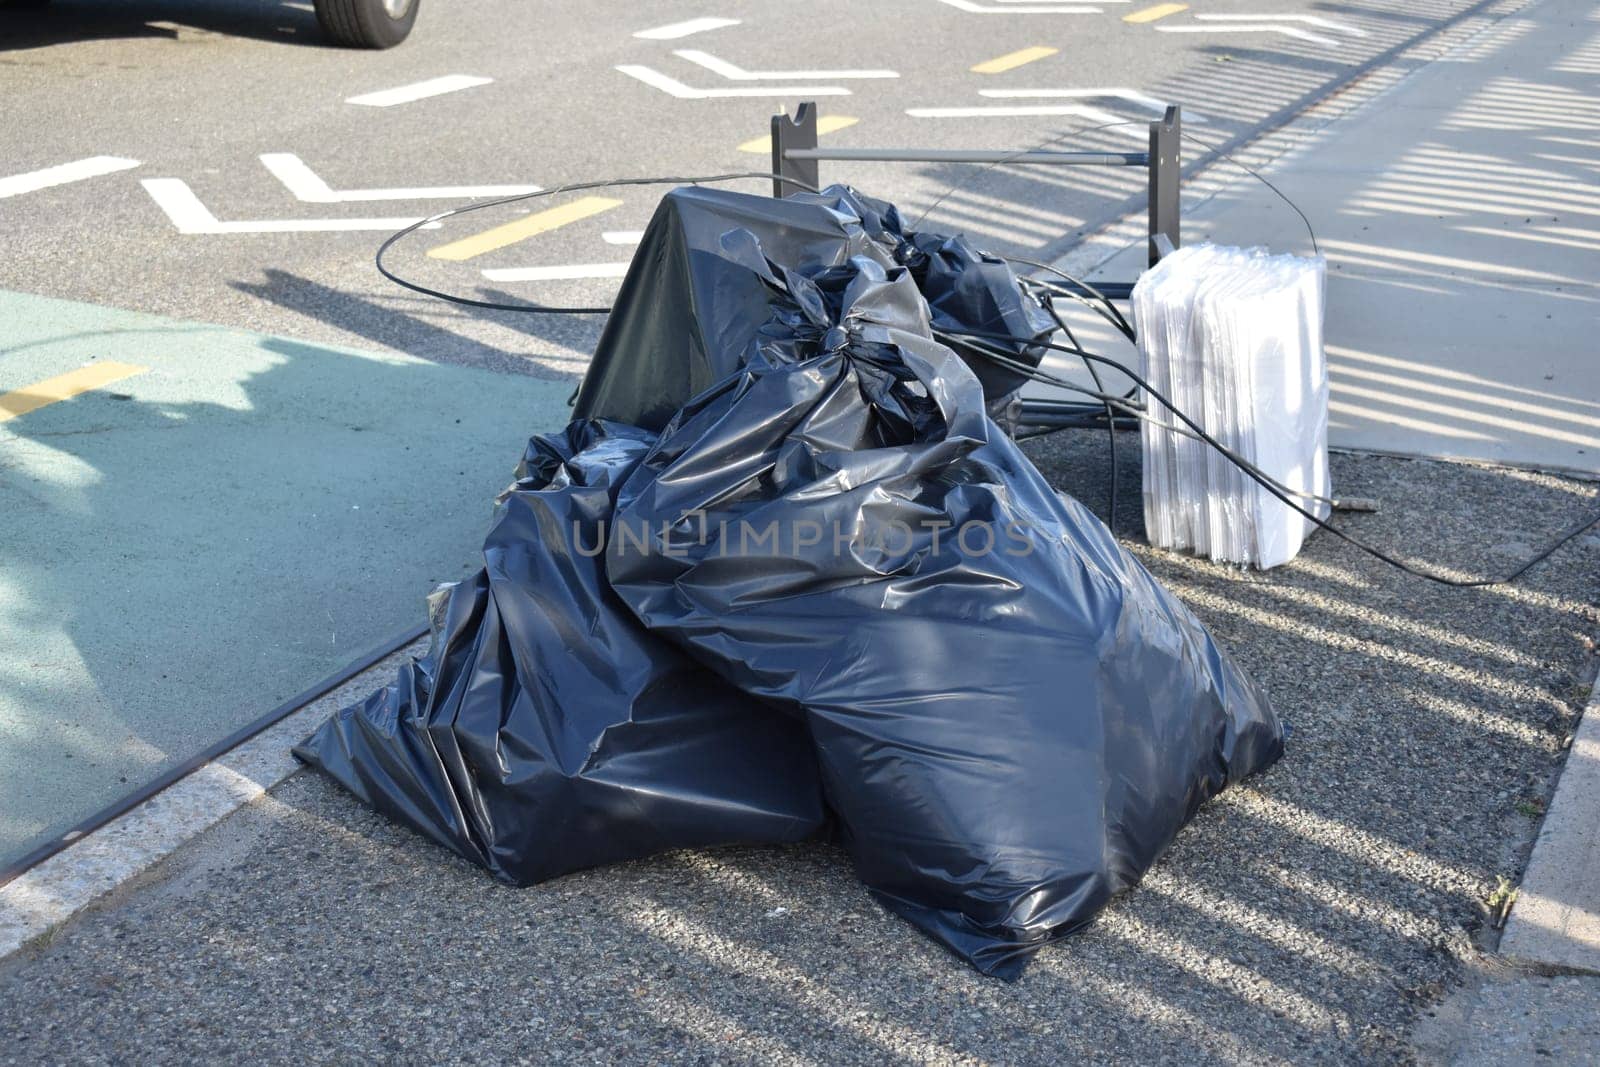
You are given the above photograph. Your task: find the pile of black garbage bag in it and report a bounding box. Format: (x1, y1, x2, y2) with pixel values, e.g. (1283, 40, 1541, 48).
(296, 186, 1283, 979)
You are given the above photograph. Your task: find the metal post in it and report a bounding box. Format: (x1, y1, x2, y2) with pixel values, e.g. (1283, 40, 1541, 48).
(771, 103, 818, 198)
(1147, 105, 1181, 266)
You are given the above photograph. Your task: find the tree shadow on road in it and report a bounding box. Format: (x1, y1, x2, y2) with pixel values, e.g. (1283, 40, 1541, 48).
(232, 269, 581, 382)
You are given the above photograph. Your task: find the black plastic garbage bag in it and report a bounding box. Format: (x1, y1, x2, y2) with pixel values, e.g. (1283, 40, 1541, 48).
(294, 420, 827, 885)
(300, 183, 1280, 979)
(605, 244, 1283, 977)
(572, 185, 1053, 433)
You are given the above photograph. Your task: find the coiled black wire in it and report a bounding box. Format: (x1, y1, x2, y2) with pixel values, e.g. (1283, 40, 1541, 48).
(372, 171, 1598, 588)
(375, 171, 821, 315)
(935, 326, 1600, 588)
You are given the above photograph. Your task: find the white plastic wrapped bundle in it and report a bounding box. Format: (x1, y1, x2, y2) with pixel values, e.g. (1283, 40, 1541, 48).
(1132, 244, 1330, 569)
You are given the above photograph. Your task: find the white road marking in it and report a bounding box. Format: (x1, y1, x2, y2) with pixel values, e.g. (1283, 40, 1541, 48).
(933, 0, 1104, 12)
(345, 75, 493, 108)
(259, 154, 540, 203)
(615, 65, 850, 98)
(907, 101, 1154, 140)
(978, 87, 1207, 121)
(672, 49, 898, 80)
(1154, 23, 1339, 46)
(141, 178, 440, 234)
(907, 103, 1123, 123)
(601, 230, 644, 245)
(0, 156, 140, 199)
(482, 263, 631, 282)
(1194, 12, 1366, 35)
(633, 16, 740, 40)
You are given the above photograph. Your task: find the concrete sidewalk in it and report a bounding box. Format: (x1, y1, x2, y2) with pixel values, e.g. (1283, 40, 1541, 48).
(1198, 0, 1600, 475)
(2, 0, 1599, 1062)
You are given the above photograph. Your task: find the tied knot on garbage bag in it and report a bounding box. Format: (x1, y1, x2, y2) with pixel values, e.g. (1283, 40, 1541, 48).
(572, 185, 1055, 435)
(297, 184, 1284, 980)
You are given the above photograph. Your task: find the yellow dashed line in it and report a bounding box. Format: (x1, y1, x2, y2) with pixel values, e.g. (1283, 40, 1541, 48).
(738, 115, 860, 155)
(0, 362, 148, 424)
(426, 196, 623, 261)
(1123, 3, 1188, 23)
(970, 46, 1059, 74)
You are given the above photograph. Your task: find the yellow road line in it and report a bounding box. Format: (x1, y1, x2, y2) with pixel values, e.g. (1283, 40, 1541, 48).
(426, 196, 623, 261)
(970, 46, 1058, 74)
(1123, 3, 1188, 23)
(0, 362, 148, 424)
(737, 115, 860, 154)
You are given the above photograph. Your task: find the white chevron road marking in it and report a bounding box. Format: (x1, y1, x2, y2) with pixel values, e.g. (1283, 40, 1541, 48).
(259, 154, 539, 203)
(907, 103, 1123, 124)
(345, 75, 493, 107)
(1195, 13, 1367, 36)
(672, 49, 898, 80)
(0, 156, 140, 199)
(1154, 23, 1340, 46)
(141, 178, 440, 234)
(615, 65, 851, 98)
(977, 87, 1207, 122)
(632, 17, 740, 40)
(934, 0, 1104, 12)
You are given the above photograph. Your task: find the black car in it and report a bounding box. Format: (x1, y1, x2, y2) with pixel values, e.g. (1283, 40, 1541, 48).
(4, 0, 419, 48)
(310, 0, 418, 48)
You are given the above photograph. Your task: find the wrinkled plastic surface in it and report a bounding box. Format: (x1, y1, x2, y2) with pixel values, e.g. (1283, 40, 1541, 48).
(604, 234, 1282, 977)
(1133, 243, 1331, 568)
(293, 420, 827, 885)
(573, 185, 1053, 433)
(300, 186, 1283, 979)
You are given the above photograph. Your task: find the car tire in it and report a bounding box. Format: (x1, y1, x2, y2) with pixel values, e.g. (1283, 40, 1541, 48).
(315, 0, 418, 49)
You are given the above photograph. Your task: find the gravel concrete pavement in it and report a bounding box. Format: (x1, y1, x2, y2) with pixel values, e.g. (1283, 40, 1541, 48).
(2, 437, 1595, 1064)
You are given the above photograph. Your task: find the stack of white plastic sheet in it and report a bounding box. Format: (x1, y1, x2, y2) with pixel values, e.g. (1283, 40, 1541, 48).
(1131, 243, 1331, 569)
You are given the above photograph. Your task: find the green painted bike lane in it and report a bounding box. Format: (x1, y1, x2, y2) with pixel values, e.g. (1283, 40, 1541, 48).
(0, 290, 573, 870)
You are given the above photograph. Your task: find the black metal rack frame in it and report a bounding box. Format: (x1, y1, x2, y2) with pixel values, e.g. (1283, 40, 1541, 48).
(768, 100, 1182, 300)
(768, 101, 1181, 430)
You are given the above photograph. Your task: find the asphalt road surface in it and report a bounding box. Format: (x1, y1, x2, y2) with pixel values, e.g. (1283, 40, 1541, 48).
(4, 0, 1498, 378)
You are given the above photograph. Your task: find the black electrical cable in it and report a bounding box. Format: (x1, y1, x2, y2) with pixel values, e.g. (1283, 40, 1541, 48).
(958, 350, 1346, 512)
(936, 327, 1600, 588)
(1016, 262, 1135, 341)
(371, 167, 1591, 588)
(374, 171, 822, 316)
(1180, 129, 1321, 257)
(1043, 298, 1120, 531)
